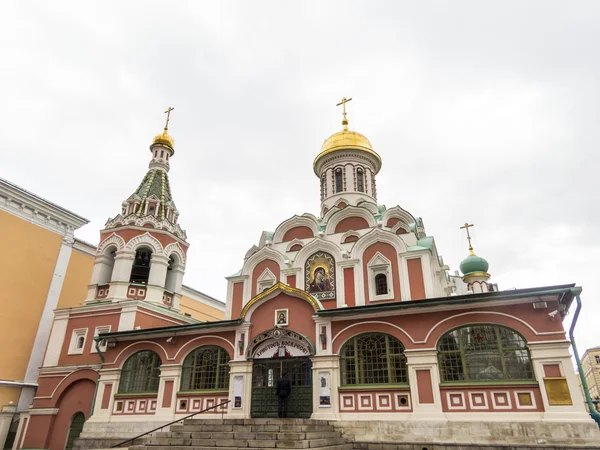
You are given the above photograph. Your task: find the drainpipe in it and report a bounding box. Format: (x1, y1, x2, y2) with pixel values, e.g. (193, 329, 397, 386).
(569, 289, 600, 426)
(90, 336, 105, 416)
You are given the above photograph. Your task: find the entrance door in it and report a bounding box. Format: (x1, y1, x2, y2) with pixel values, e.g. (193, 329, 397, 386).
(64, 412, 85, 450)
(251, 357, 312, 418)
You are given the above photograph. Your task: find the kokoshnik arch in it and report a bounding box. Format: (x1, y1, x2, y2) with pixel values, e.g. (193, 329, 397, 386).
(13, 101, 600, 450)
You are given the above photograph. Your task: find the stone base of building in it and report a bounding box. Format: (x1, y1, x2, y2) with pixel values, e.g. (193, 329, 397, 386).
(74, 421, 168, 450)
(332, 420, 600, 448)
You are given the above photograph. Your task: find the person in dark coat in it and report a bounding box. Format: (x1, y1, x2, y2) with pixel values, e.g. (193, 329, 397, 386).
(276, 372, 291, 418)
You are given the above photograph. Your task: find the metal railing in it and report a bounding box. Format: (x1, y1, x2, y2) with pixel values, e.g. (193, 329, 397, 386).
(111, 399, 231, 448)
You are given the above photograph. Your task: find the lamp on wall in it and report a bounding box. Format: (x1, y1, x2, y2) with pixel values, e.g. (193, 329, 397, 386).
(319, 332, 327, 346)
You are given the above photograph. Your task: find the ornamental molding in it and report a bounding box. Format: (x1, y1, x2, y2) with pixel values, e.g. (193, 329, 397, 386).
(285, 239, 305, 252)
(324, 205, 378, 235)
(315, 151, 381, 176)
(105, 213, 187, 240)
(349, 227, 407, 259)
(164, 242, 187, 266)
(241, 246, 286, 278)
(273, 215, 319, 244)
(294, 238, 343, 271)
(240, 281, 323, 320)
(381, 206, 416, 230)
(0, 177, 88, 236)
(97, 232, 126, 255)
(124, 232, 164, 254)
(246, 326, 316, 359)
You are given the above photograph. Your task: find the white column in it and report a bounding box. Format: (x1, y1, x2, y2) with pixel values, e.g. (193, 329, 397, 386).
(528, 341, 590, 422)
(311, 355, 340, 420)
(146, 254, 170, 303)
(88, 368, 120, 422)
(155, 364, 181, 420)
(90, 254, 115, 286)
(0, 405, 16, 450)
(399, 255, 411, 301)
(227, 361, 253, 419)
(20, 234, 74, 412)
(165, 264, 185, 294)
(405, 349, 446, 421)
(110, 250, 135, 282)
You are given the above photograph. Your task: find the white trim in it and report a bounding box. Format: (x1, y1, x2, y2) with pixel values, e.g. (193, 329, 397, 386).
(357, 393, 373, 411)
(256, 268, 277, 294)
(68, 328, 89, 355)
(285, 239, 305, 252)
(367, 252, 394, 301)
(468, 391, 489, 410)
(24, 238, 74, 383)
(393, 392, 412, 410)
(173, 335, 236, 361)
(446, 391, 467, 410)
(375, 393, 392, 411)
(324, 205, 377, 235)
(513, 390, 537, 410)
(272, 215, 319, 244)
(91, 326, 112, 353)
(332, 321, 417, 346)
(490, 391, 512, 409)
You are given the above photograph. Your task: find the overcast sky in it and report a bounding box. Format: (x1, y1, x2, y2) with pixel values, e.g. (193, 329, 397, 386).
(2, 1, 599, 353)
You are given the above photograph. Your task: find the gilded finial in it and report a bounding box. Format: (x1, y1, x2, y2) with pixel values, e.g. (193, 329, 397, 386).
(164, 106, 174, 131)
(336, 97, 352, 131)
(460, 222, 475, 255)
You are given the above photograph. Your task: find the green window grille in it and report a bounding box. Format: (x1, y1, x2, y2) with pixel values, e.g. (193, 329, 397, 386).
(181, 346, 231, 391)
(437, 325, 535, 382)
(118, 350, 162, 394)
(340, 333, 408, 386)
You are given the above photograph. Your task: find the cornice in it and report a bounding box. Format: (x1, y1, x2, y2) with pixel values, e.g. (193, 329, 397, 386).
(0, 177, 89, 236)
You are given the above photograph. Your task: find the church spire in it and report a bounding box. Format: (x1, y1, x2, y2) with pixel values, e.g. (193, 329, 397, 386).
(459, 222, 491, 293)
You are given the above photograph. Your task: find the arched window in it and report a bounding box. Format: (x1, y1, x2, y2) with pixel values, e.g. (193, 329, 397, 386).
(375, 273, 388, 296)
(340, 333, 407, 386)
(64, 412, 85, 450)
(181, 346, 231, 391)
(148, 204, 155, 216)
(356, 168, 364, 192)
(129, 247, 152, 284)
(437, 325, 534, 382)
(118, 350, 162, 393)
(335, 168, 343, 193)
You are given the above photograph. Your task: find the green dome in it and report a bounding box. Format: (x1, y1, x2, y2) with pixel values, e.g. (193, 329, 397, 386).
(460, 254, 489, 275)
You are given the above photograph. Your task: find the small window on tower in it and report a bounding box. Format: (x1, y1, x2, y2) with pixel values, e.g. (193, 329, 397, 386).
(335, 169, 343, 193)
(148, 205, 155, 216)
(375, 273, 388, 296)
(160, 150, 164, 158)
(357, 168, 364, 192)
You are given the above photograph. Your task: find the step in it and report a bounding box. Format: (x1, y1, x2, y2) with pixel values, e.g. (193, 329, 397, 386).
(131, 446, 353, 450)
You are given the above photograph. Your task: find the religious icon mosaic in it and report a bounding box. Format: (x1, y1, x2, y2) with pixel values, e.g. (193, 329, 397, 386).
(305, 251, 336, 301)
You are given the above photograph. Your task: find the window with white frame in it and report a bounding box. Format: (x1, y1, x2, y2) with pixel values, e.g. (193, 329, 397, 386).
(367, 252, 394, 301)
(91, 326, 112, 353)
(257, 268, 277, 293)
(68, 328, 88, 355)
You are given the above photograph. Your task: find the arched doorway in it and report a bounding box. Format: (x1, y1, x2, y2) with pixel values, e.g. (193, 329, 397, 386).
(248, 328, 314, 418)
(64, 412, 85, 450)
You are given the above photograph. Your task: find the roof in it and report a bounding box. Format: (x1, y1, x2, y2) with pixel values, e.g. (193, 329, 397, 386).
(132, 169, 174, 222)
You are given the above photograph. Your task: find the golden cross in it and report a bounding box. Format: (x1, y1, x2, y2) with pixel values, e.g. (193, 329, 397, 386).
(163, 106, 174, 131)
(460, 222, 475, 254)
(336, 97, 352, 130)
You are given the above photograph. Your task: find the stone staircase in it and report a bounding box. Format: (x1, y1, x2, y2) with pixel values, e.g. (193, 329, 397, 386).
(130, 418, 352, 450)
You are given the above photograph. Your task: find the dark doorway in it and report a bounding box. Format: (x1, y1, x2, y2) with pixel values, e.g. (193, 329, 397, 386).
(64, 412, 85, 450)
(251, 357, 312, 418)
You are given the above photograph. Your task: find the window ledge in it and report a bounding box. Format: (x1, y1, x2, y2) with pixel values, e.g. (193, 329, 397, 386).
(439, 381, 538, 387)
(114, 392, 159, 397)
(339, 384, 409, 391)
(369, 295, 395, 302)
(177, 390, 229, 395)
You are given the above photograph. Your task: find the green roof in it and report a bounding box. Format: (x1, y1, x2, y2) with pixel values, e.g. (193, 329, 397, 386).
(132, 169, 174, 222)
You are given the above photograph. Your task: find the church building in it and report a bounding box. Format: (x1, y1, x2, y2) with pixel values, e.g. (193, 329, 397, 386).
(14, 102, 599, 449)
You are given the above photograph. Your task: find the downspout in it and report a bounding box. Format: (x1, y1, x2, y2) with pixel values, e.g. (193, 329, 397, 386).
(569, 289, 600, 426)
(90, 336, 105, 416)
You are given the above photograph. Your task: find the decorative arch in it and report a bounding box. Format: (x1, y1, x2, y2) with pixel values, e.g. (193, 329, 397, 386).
(164, 242, 186, 266)
(304, 250, 336, 301)
(245, 245, 259, 260)
(341, 230, 361, 244)
(124, 232, 163, 254)
(109, 341, 170, 367)
(324, 206, 377, 235)
(180, 345, 231, 391)
(46, 369, 98, 404)
(97, 233, 126, 255)
(332, 321, 416, 351)
(286, 239, 304, 252)
(294, 238, 343, 269)
(240, 282, 323, 319)
(391, 222, 410, 234)
(350, 227, 407, 259)
(382, 206, 416, 231)
(334, 198, 350, 209)
(355, 200, 380, 215)
(273, 215, 319, 243)
(246, 327, 316, 359)
(436, 323, 534, 382)
(174, 336, 236, 361)
(118, 350, 162, 394)
(241, 246, 286, 278)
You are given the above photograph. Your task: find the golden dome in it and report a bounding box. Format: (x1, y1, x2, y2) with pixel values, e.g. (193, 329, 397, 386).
(151, 129, 174, 151)
(313, 129, 382, 175)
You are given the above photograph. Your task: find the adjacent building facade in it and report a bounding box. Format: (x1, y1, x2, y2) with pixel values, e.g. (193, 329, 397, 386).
(581, 347, 600, 406)
(12, 106, 600, 449)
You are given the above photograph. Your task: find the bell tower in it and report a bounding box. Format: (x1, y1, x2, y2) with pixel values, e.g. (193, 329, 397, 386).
(313, 97, 382, 216)
(85, 108, 188, 310)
